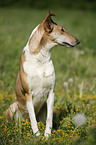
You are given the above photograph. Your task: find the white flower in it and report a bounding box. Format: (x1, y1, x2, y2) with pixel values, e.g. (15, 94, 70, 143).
(69, 78, 73, 82)
(72, 113, 87, 135)
(76, 50, 84, 55)
(63, 82, 68, 87)
(73, 113, 87, 126)
(87, 104, 90, 106)
(2, 72, 5, 76)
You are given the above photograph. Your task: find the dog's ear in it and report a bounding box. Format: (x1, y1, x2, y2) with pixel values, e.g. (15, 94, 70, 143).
(43, 11, 56, 33)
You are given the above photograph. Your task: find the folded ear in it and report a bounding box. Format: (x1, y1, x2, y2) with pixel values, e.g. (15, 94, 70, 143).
(43, 11, 56, 32)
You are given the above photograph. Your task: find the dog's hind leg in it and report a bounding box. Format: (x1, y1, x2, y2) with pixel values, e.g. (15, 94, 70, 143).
(6, 101, 21, 123)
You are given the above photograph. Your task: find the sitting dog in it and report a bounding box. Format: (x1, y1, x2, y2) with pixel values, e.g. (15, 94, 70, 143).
(6, 11, 80, 138)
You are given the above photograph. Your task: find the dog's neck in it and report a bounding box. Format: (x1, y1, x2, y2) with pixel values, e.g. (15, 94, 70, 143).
(24, 24, 56, 63)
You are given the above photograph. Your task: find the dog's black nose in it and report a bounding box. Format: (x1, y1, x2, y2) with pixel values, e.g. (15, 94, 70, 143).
(77, 40, 80, 44)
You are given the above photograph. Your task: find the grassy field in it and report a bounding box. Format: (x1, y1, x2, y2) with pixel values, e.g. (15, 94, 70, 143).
(0, 8, 96, 145)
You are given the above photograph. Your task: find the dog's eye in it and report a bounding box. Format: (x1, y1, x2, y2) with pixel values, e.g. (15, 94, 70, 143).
(61, 28, 65, 32)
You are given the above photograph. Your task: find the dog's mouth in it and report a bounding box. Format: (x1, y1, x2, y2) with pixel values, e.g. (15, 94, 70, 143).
(61, 40, 80, 48)
(62, 42, 74, 47)
(57, 40, 80, 48)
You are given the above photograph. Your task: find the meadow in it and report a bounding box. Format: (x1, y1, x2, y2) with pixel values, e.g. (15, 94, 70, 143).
(0, 8, 96, 144)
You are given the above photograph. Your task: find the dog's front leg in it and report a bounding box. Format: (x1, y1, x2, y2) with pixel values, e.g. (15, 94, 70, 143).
(44, 89, 54, 138)
(26, 94, 40, 136)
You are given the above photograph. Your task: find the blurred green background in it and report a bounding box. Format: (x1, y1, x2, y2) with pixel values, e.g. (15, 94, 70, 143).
(0, 0, 96, 11)
(0, 0, 96, 93)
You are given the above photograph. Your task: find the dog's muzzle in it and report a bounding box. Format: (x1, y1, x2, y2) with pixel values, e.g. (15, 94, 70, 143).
(62, 39, 80, 47)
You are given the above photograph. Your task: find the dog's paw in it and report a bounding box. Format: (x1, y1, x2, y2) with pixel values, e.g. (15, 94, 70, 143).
(35, 131, 40, 136)
(44, 133, 50, 139)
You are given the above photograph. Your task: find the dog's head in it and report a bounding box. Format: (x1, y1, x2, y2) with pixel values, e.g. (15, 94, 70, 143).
(43, 11, 80, 47)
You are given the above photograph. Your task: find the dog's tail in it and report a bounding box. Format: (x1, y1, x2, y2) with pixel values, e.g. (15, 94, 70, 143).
(6, 102, 18, 123)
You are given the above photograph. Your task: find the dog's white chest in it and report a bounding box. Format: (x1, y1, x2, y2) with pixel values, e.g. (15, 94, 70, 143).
(26, 61, 55, 90)
(23, 51, 55, 111)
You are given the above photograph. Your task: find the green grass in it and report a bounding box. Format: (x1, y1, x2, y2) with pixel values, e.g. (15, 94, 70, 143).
(0, 8, 96, 145)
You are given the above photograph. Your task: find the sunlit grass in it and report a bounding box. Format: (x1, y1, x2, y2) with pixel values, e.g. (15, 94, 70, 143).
(0, 8, 96, 144)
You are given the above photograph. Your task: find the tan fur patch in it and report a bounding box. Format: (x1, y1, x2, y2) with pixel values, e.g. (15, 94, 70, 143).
(20, 51, 29, 94)
(29, 24, 45, 54)
(15, 51, 29, 110)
